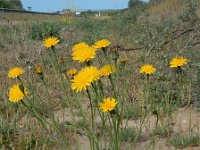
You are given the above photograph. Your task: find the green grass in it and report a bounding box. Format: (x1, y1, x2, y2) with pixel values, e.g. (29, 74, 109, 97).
(123, 103, 142, 119)
(119, 127, 137, 143)
(169, 135, 200, 148)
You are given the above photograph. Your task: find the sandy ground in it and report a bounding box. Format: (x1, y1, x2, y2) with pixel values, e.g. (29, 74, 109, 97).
(56, 107, 200, 149)
(18, 104, 200, 149)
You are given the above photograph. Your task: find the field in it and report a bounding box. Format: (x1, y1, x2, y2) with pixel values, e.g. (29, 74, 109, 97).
(0, 0, 200, 149)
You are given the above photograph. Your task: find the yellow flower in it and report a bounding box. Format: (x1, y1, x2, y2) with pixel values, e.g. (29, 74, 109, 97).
(35, 66, 43, 74)
(99, 97, 118, 112)
(139, 64, 156, 75)
(93, 39, 111, 49)
(72, 42, 89, 51)
(8, 67, 24, 78)
(117, 58, 128, 64)
(169, 56, 187, 68)
(99, 65, 116, 76)
(71, 66, 100, 92)
(67, 68, 77, 76)
(43, 37, 60, 48)
(9, 83, 29, 103)
(72, 45, 96, 63)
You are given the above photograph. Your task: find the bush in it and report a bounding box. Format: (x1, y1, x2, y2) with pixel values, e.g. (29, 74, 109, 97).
(30, 22, 61, 40)
(0, 0, 23, 9)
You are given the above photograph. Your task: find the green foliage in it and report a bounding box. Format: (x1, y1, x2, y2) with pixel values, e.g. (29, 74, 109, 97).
(123, 103, 141, 119)
(153, 123, 171, 137)
(0, 1, 12, 9)
(178, 1, 199, 23)
(0, 118, 17, 148)
(29, 22, 62, 40)
(0, 0, 23, 9)
(128, 0, 145, 8)
(169, 135, 200, 148)
(71, 18, 109, 44)
(17, 132, 55, 149)
(119, 128, 137, 142)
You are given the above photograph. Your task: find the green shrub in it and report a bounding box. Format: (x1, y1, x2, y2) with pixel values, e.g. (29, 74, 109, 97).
(30, 22, 62, 40)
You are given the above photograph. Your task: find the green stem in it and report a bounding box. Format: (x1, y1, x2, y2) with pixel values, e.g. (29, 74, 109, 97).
(42, 79, 68, 144)
(91, 83, 101, 101)
(98, 80, 104, 98)
(86, 88, 97, 150)
(21, 100, 49, 133)
(109, 75, 117, 98)
(111, 114, 119, 150)
(49, 47, 76, 125)
(108, 113, 114, 148)
(51, 47, 61, 74)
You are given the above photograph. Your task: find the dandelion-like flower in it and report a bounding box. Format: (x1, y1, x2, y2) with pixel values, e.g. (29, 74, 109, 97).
(71, 66, 100, 92)
(169, 56, 187, 68)
(99, 65, 116, 76)
(72, 45, 96, 63)
(139, 64, 156, 75)
(99, 97, 118, 112)
(8, 67, 24, 78)
(93, 39, 111, 49)
(43, 37, 60, 48)
(67, 68, 77, 77)
(72, 42, 89, 51)
(9, 83, 29, 103)
(35, 66, 43, 74)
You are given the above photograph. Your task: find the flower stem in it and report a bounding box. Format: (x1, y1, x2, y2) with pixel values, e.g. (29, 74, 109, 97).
(86, 88, 97, 149)
(21, 100, 49, 133)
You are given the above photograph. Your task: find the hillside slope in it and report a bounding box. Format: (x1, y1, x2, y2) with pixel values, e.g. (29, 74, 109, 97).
(143, 0, 200, 23)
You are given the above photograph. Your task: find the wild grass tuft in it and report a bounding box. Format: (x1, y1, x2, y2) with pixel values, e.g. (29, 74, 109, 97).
(169, 134, 200, 148)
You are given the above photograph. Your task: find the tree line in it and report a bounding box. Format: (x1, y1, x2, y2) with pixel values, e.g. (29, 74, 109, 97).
(0, 0, 23, 9)
(128, 0, 162, 8)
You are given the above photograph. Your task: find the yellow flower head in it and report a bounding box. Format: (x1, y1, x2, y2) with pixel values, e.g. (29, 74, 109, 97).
(43, 37, 60, 48)
(9, 83, 29, 103)
(35, 66, 43, 74)
(169, 56, 187, 68)
(140, 64, 156, 75)
(72, 42, 89, 51)
(99, 97, 118, 112)
(8, 67, 24, 78)
(67, 68, 77, 76)
(71, 66, 100, 92)
(99, 65, 116, 76)
(72, 45, 96, 63)
(93, 39, 111, 49)
(117, 58, 128, 64)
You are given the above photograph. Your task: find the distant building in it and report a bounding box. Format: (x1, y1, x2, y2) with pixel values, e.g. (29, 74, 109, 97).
(95, 11, 101, 17)
(75, 11, 81, 16)
(60, 9, 75, 16)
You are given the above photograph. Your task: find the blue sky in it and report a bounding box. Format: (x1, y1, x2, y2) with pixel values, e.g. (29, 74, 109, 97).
(21, 0, 149, 12)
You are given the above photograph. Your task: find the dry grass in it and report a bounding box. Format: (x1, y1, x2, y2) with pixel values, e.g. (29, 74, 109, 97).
(144, 0, 199, 23)
(0, 12, 64, 23)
